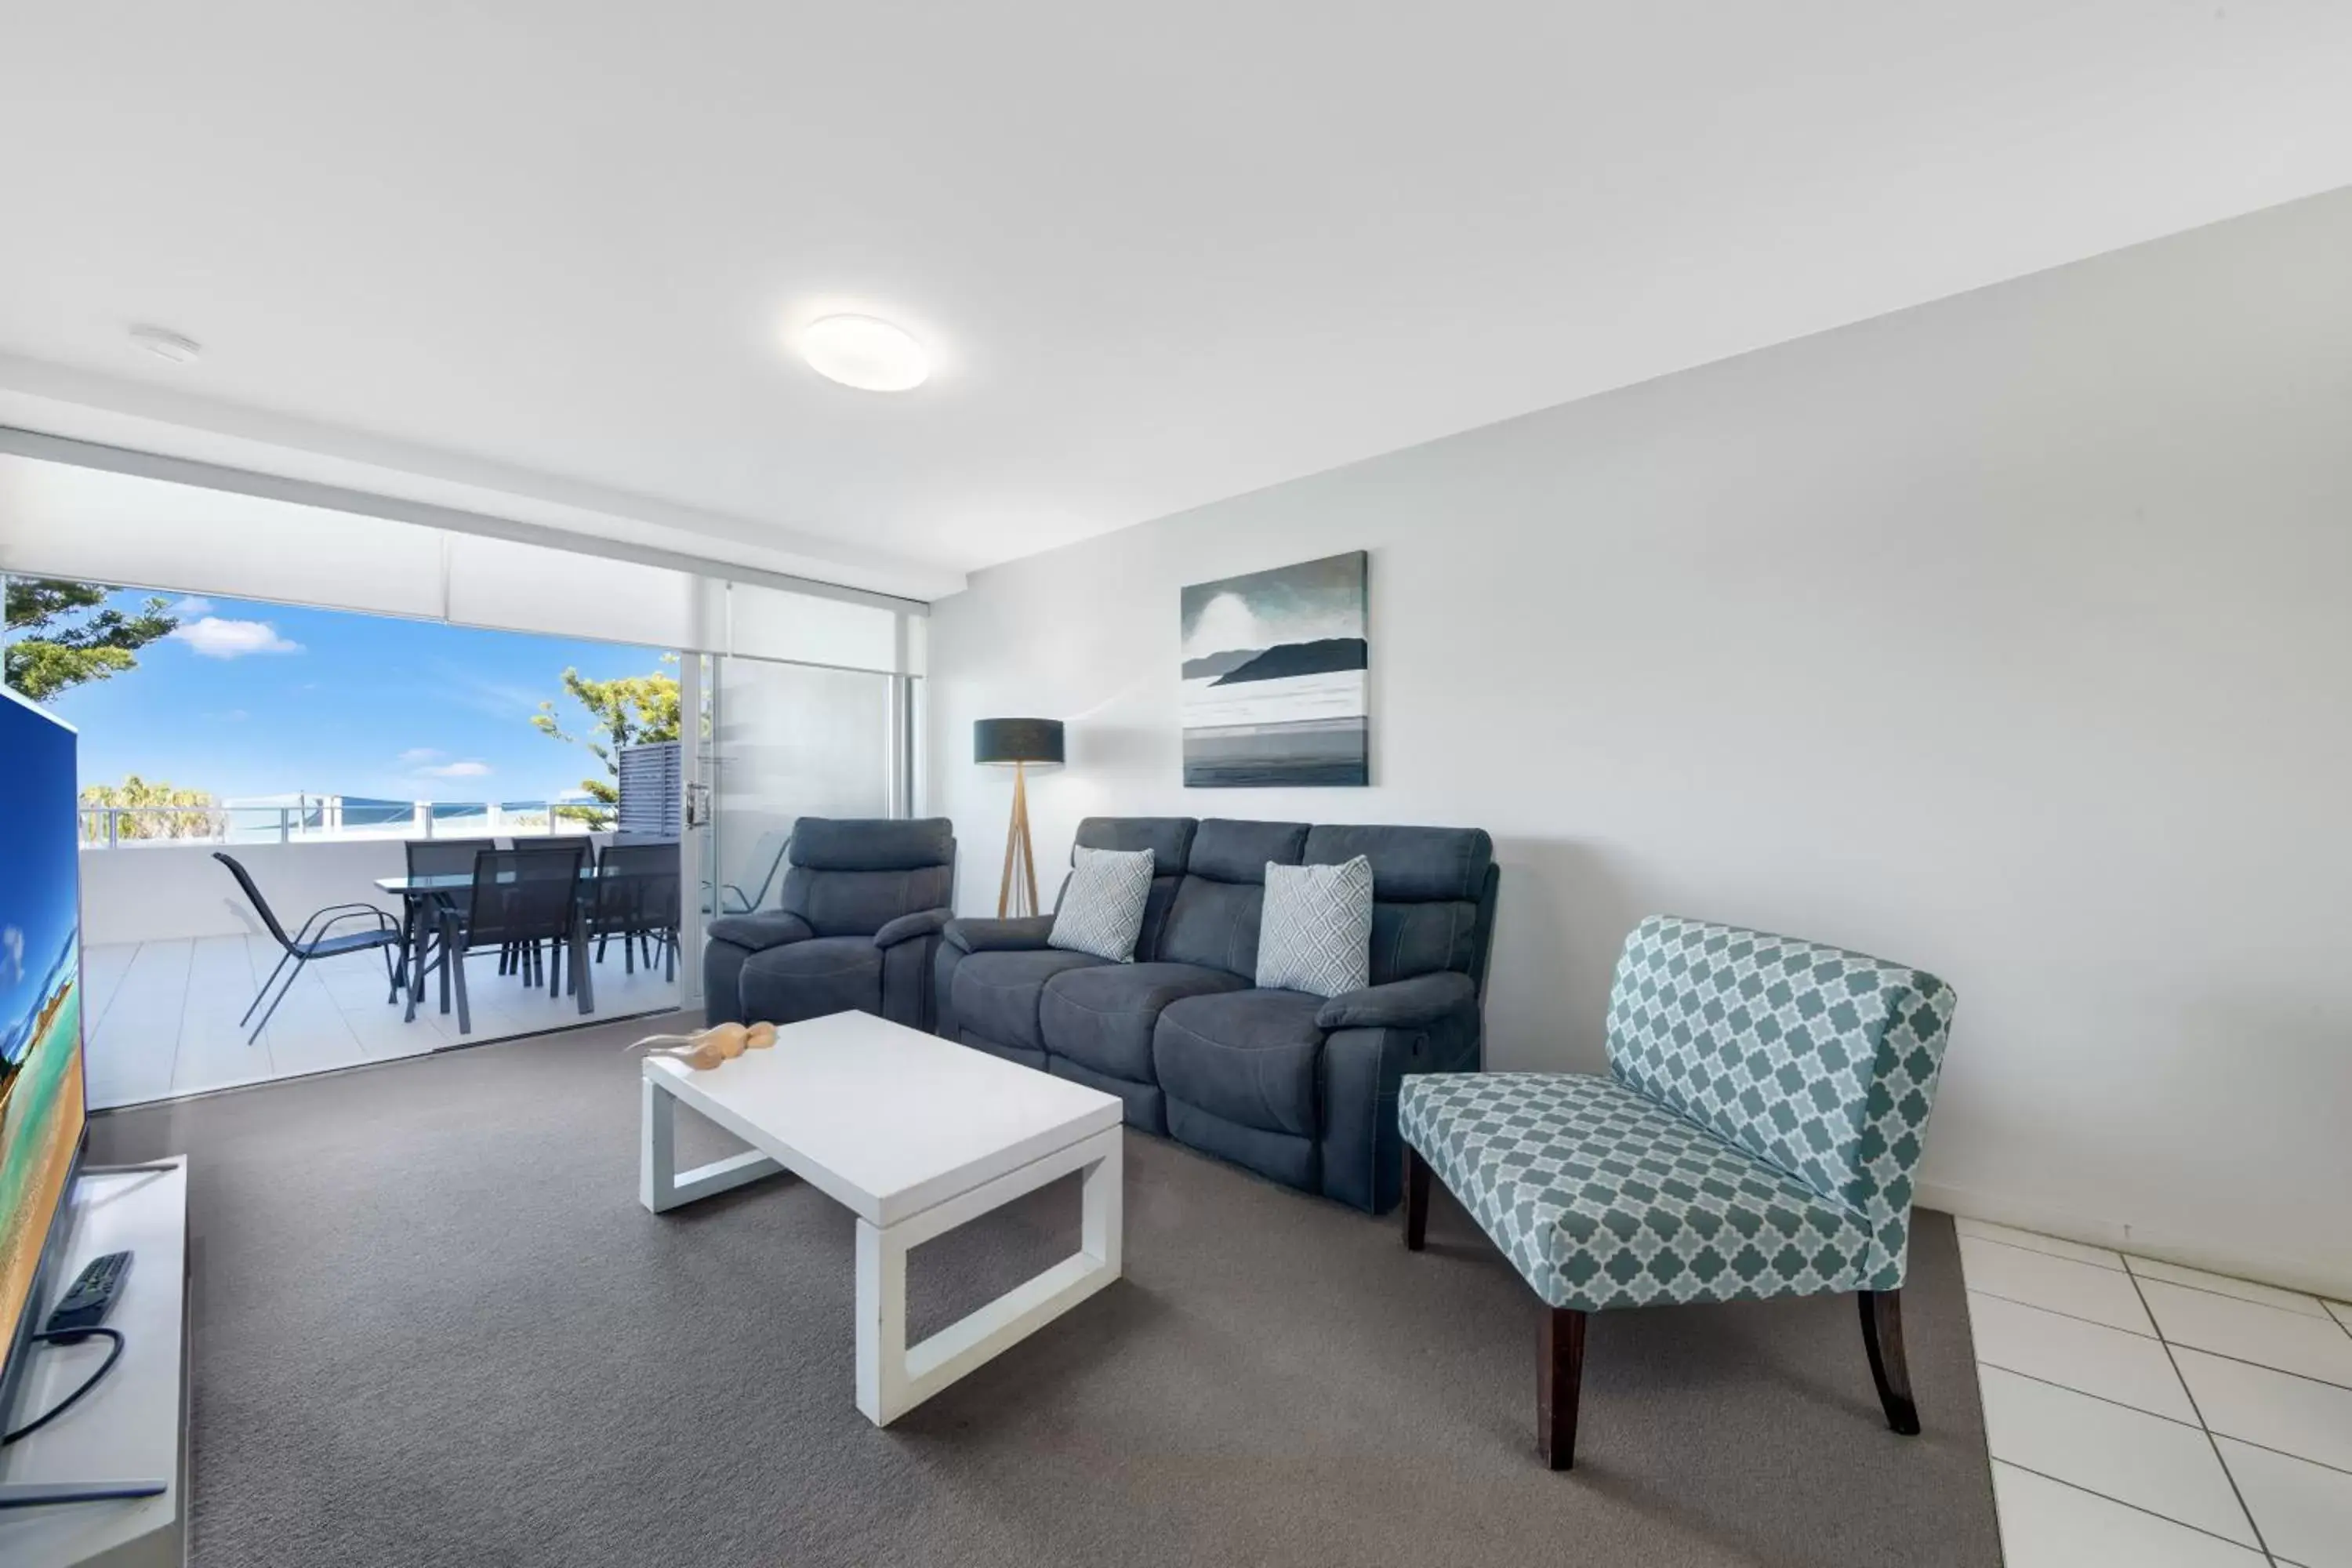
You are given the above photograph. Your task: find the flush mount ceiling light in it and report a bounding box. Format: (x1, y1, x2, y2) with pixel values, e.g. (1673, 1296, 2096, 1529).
(129, 325, 202, 363)
(798, 314, 928, 392)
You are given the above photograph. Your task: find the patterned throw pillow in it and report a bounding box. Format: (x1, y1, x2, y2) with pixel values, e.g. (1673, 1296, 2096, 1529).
(1256, 855, 1374, 997)
(1047, 847, 1156, 963)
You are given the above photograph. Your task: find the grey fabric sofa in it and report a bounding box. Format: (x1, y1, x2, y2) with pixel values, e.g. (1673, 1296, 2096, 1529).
(703, 817, 955, 1030)
(935, 816, 1499, 1211)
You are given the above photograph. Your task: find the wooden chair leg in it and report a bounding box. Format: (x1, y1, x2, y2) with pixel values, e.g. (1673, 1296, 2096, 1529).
(1403, 1143, 1431, 1251)
(1540, 1306, 1586, 1470)
(1860, 1290, 1921, 1435)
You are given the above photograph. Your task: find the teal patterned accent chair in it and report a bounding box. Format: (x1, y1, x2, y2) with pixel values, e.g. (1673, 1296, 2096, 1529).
(1398, 914, 1958, 1469)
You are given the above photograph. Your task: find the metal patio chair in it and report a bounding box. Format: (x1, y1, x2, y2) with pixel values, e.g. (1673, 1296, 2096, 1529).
(213, 852, 404, 1045)
(401, 836, 495, 988)
(718, 829, 792, 913)
(434, 844, 594, 1034)
(501, 836, 595, 982)
(590, 840, 682, 982)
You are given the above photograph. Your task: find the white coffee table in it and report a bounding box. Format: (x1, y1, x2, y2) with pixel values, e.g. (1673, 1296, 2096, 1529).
(639, 1010, 1124, 1425)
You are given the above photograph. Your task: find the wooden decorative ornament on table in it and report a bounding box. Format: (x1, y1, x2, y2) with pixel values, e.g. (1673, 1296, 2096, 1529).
(631, 1020, 777, 1070)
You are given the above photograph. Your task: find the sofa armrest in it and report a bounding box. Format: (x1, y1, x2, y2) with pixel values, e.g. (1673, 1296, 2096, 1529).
(943, 914, 1057, 953)
(1316, 971, 1477, 1031)
(706, 910, 815, 953)
(875, 908, 951, 949)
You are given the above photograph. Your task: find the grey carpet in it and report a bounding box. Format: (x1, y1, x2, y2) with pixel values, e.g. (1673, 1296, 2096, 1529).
(92, 1016, 2000, 1567)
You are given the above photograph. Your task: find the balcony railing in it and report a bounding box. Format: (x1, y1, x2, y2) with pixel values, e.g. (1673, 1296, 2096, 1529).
(78, 800, 591, 848)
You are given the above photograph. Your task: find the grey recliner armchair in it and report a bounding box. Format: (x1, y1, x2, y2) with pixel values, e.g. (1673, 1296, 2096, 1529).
(702, 817, 956, 1030)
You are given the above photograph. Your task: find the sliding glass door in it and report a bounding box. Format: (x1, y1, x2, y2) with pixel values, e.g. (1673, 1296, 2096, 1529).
(703, 655, 900, 942)
(4, 436, 932, 1085)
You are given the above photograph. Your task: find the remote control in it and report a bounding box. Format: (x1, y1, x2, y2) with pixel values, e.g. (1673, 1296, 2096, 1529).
(45, 1250, 132, 1344)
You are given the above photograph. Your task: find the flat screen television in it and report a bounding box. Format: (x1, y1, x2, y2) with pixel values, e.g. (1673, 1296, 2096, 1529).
(0, 686, 87, 1432)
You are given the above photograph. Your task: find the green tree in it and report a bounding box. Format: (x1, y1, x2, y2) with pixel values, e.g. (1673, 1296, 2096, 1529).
(79, 775, 224, 844)
(4, 579, 181, 702)
(532, 656, 681, 827)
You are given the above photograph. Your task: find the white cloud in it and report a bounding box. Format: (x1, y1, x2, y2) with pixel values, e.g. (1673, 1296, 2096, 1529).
(415, 760, 492, 779)
(1, 926, 21, 988)
(397, 747, 445, 764)
(169, 595, 215, 617)
(170, 616, 302, 659)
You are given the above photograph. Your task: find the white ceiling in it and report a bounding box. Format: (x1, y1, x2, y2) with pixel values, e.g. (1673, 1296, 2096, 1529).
(5, 2, 2350, 601)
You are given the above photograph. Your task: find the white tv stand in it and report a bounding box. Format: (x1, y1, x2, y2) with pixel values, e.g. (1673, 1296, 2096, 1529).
(0, 1158, 191, 1568)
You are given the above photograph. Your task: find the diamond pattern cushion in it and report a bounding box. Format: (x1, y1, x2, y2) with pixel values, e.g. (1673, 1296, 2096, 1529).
(1255, 855, 1374, 997)
(1048, 847, 1156, 963)
(1604, 916, 1956, 1285)
(1400, 1072, 1881, 1311)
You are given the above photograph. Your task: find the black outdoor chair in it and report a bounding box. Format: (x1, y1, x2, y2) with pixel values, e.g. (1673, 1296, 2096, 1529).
(213, 851, 404, 1044)
(718, 829, 792, 914)
(402, 837, 495, 989)
(590, 841, 682, 982)
(501, 837, 596, 978)
(436, 844, 593, 1035)
(407, 836, 496, 881)
(510, 835, 597, 852)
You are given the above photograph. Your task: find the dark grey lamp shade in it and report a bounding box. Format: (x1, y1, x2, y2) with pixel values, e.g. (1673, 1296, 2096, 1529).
(974, 717, 1065, 767)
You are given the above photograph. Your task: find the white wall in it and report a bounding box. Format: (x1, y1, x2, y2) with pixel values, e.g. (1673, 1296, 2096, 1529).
(927, 189, 2352, 1296)
(81, 839, 409, 946)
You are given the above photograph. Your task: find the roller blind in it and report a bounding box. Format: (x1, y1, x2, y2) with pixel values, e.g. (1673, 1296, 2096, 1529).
(0, 452, 445, 621)
(0, 448, 924, 674)
(441, 533, 723, 651)
(729, 581, 902, 673)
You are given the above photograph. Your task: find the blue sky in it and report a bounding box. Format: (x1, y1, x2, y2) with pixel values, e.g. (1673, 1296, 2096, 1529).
(13, 584, 670, 804)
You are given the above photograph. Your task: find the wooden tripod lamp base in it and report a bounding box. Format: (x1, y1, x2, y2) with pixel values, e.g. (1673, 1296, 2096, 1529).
(999, 760, 1038, 916)
(974, 717, 1065, 919)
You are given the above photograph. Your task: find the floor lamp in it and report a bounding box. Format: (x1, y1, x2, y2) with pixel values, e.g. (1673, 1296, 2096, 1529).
(975, 717, 1065, 917)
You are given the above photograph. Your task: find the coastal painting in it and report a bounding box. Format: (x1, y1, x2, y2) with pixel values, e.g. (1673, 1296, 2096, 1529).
(1181, 550, 1368, 787)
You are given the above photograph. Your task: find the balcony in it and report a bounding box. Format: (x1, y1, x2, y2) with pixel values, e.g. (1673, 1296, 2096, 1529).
(80, 795, 586, 848)
(78, 801, 687, 1109)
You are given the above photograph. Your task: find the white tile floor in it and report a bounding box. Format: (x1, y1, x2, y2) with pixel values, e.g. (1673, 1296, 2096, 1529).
(1958, 1217, 2352, 1566)
(82, 933, 683, 1109)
